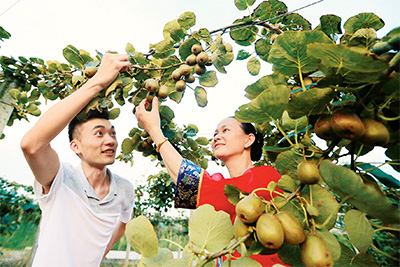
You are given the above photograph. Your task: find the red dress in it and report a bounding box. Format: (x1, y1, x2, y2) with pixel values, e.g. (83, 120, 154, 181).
(174, 159, 288, 267)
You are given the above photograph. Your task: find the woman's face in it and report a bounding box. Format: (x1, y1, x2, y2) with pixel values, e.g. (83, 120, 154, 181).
(212, 117, 254, 162)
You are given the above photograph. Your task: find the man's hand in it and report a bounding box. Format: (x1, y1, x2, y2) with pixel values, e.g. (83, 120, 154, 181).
(89, 53, 131, 92)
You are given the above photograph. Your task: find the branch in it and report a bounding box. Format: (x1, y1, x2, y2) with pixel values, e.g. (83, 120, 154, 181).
(277, 183, 305, 209)
(321, 138, 341, 159)
(208, 0, 324, 36)
(198, 232, 253, 266)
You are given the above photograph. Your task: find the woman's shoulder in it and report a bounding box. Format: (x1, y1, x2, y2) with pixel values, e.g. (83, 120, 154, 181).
(250, 165, 279, 174)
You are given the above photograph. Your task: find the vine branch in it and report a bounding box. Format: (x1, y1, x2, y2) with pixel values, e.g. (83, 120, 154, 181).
(199, 231, 253, 266)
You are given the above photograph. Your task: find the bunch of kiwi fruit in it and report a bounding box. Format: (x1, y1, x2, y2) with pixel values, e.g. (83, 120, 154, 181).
(141, 43, 212, 102)
(234, 194, 333, 267)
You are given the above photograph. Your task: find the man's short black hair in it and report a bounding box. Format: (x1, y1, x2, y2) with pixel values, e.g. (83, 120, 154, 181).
(68, 108, 109, 142)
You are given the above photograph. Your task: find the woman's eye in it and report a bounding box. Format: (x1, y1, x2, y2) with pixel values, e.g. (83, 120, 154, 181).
(95, 131, 103, 136)
(111, 132, 117, 136)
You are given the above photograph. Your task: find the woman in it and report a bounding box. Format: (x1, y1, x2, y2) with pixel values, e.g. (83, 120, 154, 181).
(135, 97, 287, 266)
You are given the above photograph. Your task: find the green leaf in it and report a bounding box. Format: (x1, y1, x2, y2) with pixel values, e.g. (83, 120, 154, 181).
(196, 137, 209, 146)
(280, 110, 308, 132)
(199, 71, 218, 87)
(344, 12, 385, 34)
(268, 31, 333, 76)
(255, 38, 272, 62)
(319, 160, 400, 224)
(286, 87, 336, 119)
(244, 73, 287, 100)
(303, 185, 340, 230)
(317, 229, 341, 261)
(382, 27, 400, 42)
(234, 0, 256, 11)
(277, 243, 302, 267)
(235, 84, 291, 124)
(125, 215, 158, 258)
(125, 43, 135, 54)
(143, 248, 173, 267)
(335, 242, 356, 267)
(179, 38, 200, 61)
(348, 28, 377, 49)
(189, 204, 234, 253)
(351, 252, 380, 267)
(150, 40, 175, 59)
(277, 174, 299, 193)
(133, 52, 148, 65)
(108, 108, 120, 120)
(281, 13, 311, 31)
(0, 26, 11, 41)
(229, 17, 258, 46)
(344, 209, 373, 253)
(386, 145, 400, 172)
(121, 138, 135, 154)
(178, 11, 196, 29)
(307, 43, 389, 84)
(63, 45, 84, 69)
(237, 49, 251, 60)
(253, 0, 287, 23)
(105, 76, 123, 97)
(194, 86, 207, 107)
(275, 150, 303, 179)
(159, 105, 175, 123)
(169, 91, 183, 104)
(224, 184, 243, 206)
(247, 56, 261, 76)
(163, 19, 187, 42)
(357, 163, 400, 188)
(319, 14, 342, 39)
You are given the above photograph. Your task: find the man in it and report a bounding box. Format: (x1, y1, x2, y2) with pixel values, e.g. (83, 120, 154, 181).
(21, 54, 134, 266)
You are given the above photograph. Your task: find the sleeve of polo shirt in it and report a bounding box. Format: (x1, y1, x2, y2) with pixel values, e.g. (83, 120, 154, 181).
(33, 161, 64, 207)
(119, 181, 135, 223)
(174, 158, 203, 209)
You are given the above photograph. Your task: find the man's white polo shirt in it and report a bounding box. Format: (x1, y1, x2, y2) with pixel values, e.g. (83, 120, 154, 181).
(32, 162, 134, 267)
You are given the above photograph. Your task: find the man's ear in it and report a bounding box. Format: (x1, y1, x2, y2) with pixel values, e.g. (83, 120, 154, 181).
(70, 140, 81, 155)
(244, 133, 256, 149)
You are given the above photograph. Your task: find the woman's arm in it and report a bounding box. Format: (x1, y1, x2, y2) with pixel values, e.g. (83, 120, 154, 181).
(134, 97, 183, 183)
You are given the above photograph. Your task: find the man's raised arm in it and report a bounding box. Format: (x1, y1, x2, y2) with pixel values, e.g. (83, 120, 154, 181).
(21, 54, 131, 193)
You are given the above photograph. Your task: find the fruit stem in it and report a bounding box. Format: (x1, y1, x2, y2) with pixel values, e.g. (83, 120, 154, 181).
(272, 118, 294, 146)
(276, 184, 305, 209)
(198, 232, 253, 266)
(371, 243, 400, 262)
(159, 238, 185, 251)
(0, 99, 19, 109)
(299, 70, 306, 92)
(374, 226, 400, 233)
(377, 112, 400, 121)
(130, 61, 183, 71)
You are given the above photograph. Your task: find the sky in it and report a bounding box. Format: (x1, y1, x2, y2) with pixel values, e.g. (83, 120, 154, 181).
(0, 0, 399, 188)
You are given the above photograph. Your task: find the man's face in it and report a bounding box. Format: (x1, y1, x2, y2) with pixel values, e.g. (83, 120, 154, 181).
(70, 118, 118, 167)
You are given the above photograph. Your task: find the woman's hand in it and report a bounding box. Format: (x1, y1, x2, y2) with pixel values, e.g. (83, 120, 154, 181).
(134, 96, 162, 137)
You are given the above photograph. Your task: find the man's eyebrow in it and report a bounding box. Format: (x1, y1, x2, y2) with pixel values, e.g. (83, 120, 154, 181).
(91, 125, 115, 130)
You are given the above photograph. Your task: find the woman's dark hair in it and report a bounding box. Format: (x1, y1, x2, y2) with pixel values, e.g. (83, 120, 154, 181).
(68, 108, 109, 142)
(230, 116, 264, 161)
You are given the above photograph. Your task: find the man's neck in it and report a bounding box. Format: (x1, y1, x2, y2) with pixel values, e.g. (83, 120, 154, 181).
(81, 162, 110, 200)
